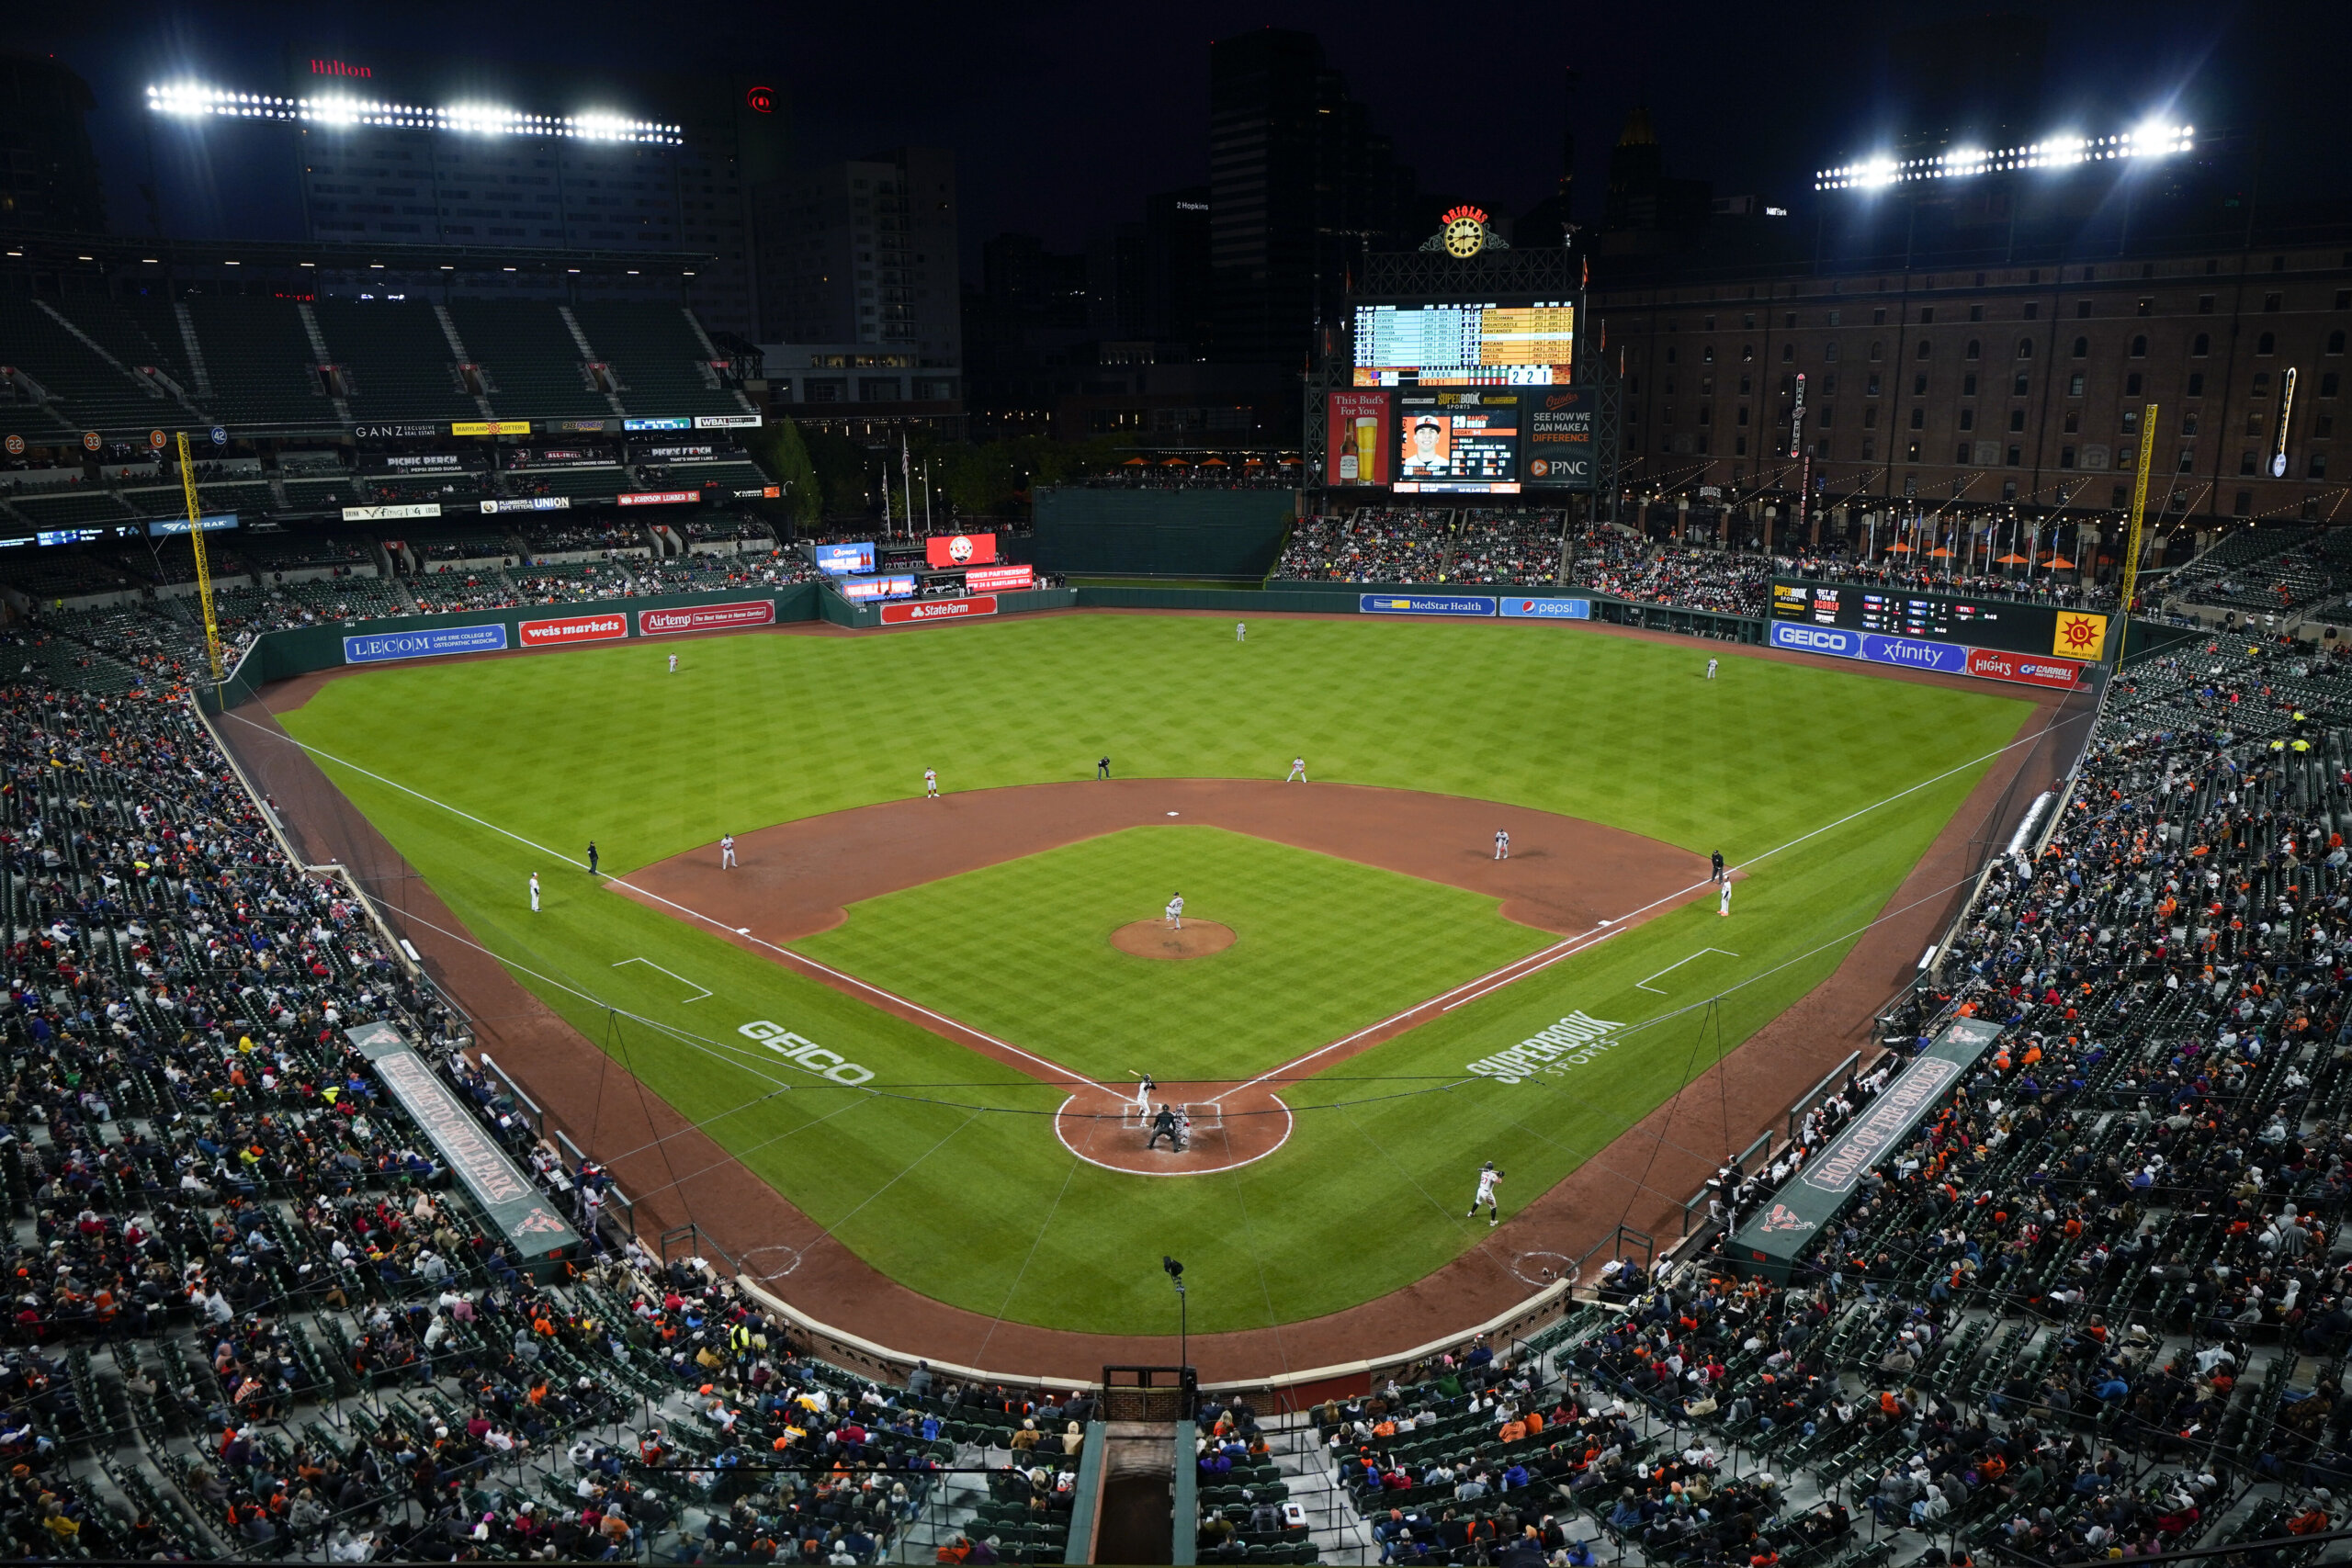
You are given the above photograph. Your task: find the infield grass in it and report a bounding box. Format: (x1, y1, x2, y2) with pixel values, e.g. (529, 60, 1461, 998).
(276, 612, 2037, 1333)
(790, 825, 1554, 1083)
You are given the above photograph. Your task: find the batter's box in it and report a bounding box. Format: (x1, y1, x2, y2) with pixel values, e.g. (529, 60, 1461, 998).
(1182, 1102, 1223, 1134)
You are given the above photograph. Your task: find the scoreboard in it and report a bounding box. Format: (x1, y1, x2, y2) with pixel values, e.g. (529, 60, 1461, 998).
(1770, 579, 2109, 662)
(1351, 300, 1576, 388)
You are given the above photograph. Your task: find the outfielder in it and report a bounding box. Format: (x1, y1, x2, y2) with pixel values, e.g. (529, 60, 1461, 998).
(1468, 1161, 1503, 1224)
(1706, 658, 1717, 680)
(1236, 621, 1247, 643)
(1285, 756, 1306, 783)
(669, 654, 679, 673)
(720, 832, 737, 870)
(1494, 829, 1510, 861)
(529, 872, 541, 913)
(1165, 893, 1184, 931)
(924, 768, 940, 799)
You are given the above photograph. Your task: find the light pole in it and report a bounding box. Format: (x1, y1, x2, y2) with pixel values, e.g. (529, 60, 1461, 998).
(1163, 1256, 1187, 1375)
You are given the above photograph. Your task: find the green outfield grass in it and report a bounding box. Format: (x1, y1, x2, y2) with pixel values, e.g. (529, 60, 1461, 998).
(277, 612, 2035, 1334)
(790, 825, 1554, 1083)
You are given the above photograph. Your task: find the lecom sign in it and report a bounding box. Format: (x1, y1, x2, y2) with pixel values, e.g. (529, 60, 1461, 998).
(637, 600, 777, 635)
(518, 613, 628, 649)
(879, 595, 997, 626)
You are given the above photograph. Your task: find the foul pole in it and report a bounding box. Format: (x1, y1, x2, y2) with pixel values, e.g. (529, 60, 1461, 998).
(175, 431, 225, 682)
(2112, 402, 2158, 670)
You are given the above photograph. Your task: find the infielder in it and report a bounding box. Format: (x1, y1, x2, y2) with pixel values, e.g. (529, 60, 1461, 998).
(1236, 621, 1247, 642)
(1495, 829, 1510, 862)
(720, 832, 737, 870)
(669, 654, 679, 673)
(1285, 757, 1306, 783)
(529, 872, 541, 912)
(1097, 756, 1112, 780)
(924, 768, 940, 799)
(1165, 893, 1184, 931)
(1468, 1161, 1503, 1224)
(1719, 878, 1733, 917)
(1706, 658, 1718, 679)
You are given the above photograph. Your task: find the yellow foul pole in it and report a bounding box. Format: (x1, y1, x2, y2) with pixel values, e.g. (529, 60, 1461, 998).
(2111, 402, 2158, 669)
(175, 431, 224, 682)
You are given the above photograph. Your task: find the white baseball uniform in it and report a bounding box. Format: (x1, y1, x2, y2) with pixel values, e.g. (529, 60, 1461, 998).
(1495, 830, 1510, 861)
(1719, 880, 1733, 917)
(529, 873, 540, 912)
(924, 769, 939, 798)
(1706, 659, 1717, 680)
(668, 654, 678, 672)
(1470, 1168, 1500, 1221)
(1236, 622, 1246, 642)
(720, 833, 736, 870)
(1166, 895, 1184, 930)
(1286, 757, 1306, 782)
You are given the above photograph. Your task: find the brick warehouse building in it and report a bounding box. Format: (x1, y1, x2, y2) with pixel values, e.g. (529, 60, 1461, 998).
(1595, 238, 2351, 527)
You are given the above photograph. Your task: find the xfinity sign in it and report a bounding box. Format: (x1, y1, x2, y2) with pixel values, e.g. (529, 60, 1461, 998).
(1770, 623, 1858, 657)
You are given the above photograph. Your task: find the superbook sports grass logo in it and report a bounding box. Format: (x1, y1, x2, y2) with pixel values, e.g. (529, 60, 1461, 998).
(738, 1021, 876, 1086)
(1465, 1011, 1627, 1083)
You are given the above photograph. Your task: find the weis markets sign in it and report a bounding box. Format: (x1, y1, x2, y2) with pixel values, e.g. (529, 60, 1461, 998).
(637, 600, 775, 635)
(739, 1021, 874, 1085)
(880, 595, 997, 625)
(1465, 1011, 1626, 1083)
(519, 613, 628, 649)
(344, 624, 506, 663)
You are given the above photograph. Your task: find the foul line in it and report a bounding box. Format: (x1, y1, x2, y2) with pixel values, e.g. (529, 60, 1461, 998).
(1634, 947, 1739, 996)
(612, 956, 711, 1002)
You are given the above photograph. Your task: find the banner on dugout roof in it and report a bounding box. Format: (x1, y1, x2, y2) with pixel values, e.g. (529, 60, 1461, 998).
(1728, 1017, 2002, 1282)
(880, 595, 997, 625)
(1360, 593, 1497, 617)
(1498, 596, 1591, 619)
(637, 600, 775, 635)
(343, 624, 506, 663)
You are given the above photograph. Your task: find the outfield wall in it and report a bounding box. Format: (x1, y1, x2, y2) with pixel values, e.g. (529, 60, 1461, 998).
(1033, 488, 1296, 580)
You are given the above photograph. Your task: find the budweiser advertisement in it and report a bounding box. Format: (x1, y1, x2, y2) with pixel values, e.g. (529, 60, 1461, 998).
(1966, 648, 2086, 689)
(636, 600, 777, 636)
(518, 613, 629, 649)
(963, 563, 1033, 592)
(879, 595, 997, 626)
(923, 532, 997, 569)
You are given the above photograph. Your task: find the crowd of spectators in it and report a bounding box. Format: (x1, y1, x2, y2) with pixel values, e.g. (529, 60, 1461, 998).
(1779, 558, 2119, 613)
(1566, 530, 1775, 616)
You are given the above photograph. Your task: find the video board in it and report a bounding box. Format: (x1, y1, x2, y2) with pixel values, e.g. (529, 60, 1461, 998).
(1393, 392, 1521, 494)
(1352, 301, 1575, 388)
(1770, 579, 2109, 661)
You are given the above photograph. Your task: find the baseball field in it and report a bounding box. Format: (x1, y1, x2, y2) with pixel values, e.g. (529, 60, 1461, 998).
(273, 610, 2033, 1337)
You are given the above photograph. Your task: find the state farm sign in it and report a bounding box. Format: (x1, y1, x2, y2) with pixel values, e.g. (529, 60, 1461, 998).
(518, 613, 628, 649)
(879, 595, 997, 626)
(636, 600, 777, 635)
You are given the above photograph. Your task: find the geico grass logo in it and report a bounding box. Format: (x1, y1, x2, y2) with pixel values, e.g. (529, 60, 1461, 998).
(1464, 1010, 1626, 1083)
(738, 1021, 876, 1086)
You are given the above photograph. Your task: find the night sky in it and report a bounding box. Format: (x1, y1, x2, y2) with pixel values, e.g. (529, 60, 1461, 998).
(9, 0, 2349, 262)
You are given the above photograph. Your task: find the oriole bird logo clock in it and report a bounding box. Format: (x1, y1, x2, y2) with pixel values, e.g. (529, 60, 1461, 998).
(1440, 205, 1488, 257)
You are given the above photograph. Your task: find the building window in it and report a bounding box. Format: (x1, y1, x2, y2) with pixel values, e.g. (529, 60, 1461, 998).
(1736, 405, 1750, 425)
(2126, 372, 2143, 396)
(1969, 304, 1984, 321)
(2122, 409, 2143, 433)
(2182, 412, 2199, 435)
(2331, 330, 2346, 354)
(1962, 373, 1978, 396)
(2076, 300, 2093, 319)
(1906, 439, 1922, 462)
(2072, 336, 2089, 358)
(2199, 295, 2215, 314)
(2257, 332, 2277, 355)
(1871, 308, 1886, 325)
(1958, 408, 1975, 431)
(2254, 372, 2272, 397)
(2066, 373, 2085, 398)
(2313, 454, 2330, 479)
(2264, 291, 2283, 311)
(1908, 406, 1925, 429)
(2007, 446, 2022, 466)
(2064, 410, 2081, 433)
(2114, 484, 2131, 508)
(1665, 347, 1677, 364)
(1742, 344, 1755, 362)
(1913, 373, 1928, 396)
(1955, 443, 1972, 464)
(2023, 302, 2040, 319)
(2014, 373, 2030, 396)
(2061, 446, 2076, 468)
(1861, 438, 1875, 459)
(1781, 343, 1794, 362)
(2241, 451, 2257, 474)
(2009, 408, 2026, 432)
(2325, 372, 2343, 397)
(2178, 448, 2196, 472)
(2137, 298, 2154, 316)
(2131, 335, 2148, 357)
(2235, 490, 2252, 515)
(1823, 342, 1839, 361)
(1735, 435, 1748, 455)
(1862, 405, 1878, 428)
(1919, 308, 1935, 324)
(2016, 337, 2034, 358)
(1916, 339, 1933, 359)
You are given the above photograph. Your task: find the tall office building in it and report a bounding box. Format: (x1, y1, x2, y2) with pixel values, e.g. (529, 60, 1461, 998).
(753, 146, 958, 362)
(143, 44, 786, 334)
(1207, 28, 1420, 367)
(0, 49, 105, 234)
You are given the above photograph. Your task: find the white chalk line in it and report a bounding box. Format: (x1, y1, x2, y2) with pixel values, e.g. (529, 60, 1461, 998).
(612, 956, 711, 1003)
(1634, 947, 1740, 996)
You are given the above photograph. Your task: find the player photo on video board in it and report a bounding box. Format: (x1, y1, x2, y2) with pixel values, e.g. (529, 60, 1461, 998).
(1391, 392, 1521, 494)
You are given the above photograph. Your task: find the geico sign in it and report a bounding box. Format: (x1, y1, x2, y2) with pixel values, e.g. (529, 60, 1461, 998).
(1770, 623, 1857, 656)
(738, 1021, 875, 1086)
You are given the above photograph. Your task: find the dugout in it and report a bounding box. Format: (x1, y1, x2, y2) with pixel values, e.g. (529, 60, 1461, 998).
(1032, 488, 1297, 581)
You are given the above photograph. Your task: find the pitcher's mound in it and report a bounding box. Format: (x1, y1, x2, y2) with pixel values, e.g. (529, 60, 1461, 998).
(1111, 919, 1235, 960)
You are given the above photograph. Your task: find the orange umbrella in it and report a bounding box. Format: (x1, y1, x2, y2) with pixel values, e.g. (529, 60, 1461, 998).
(1163, 457, 1190, 467)
(2043, 555, 2075, 569)
(1995, 552, 2030, 564)
(1928, 547, 1954, 558)
(1243, 457, 1266, 467)
(1120, 457, 1148, 467)
(1278, 456, 1300, 465)
(1201, 457, 1229, 467)
(1886, 541, 1914, 552)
